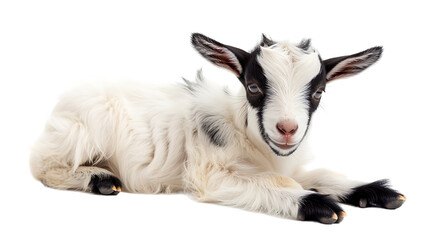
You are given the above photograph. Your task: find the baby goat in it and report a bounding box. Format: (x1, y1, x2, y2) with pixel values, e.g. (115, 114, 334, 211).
(30, 33, 405, 224)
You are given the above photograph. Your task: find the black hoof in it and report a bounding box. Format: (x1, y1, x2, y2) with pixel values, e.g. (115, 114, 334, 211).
(341, 179, 406, 209)
(298, 193, 346, 224)
(89, 174, 122, 195)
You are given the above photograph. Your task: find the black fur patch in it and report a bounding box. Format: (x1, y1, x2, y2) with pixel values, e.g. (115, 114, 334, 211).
(200, 115, 228, 147)
(243, 48, 267, 108)
(297, 39, 312, 52)
(340, 179, 405, 209)
(298, 193, 345, 224)
(260, 34, 276, 47)
(89, 174, 122, 195)
(307, 57, 326, 115)
(242, 48, 274, 153)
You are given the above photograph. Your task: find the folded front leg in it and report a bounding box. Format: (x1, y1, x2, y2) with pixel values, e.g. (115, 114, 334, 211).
(293, 168, 406, 209)
(341, 179, 406, 209)
(187, 166, 345, 224)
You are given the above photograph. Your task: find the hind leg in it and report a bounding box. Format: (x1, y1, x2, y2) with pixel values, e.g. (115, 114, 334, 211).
(30, 105, 122, 195)
(38, 165, 122, 195)
(29, 122, 122, 195)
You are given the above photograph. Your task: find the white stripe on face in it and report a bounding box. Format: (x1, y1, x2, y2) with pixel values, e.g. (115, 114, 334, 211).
(257, 42, 322, 155)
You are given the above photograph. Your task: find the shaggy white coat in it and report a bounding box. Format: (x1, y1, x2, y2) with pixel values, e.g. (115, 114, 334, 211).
(30, 40, 364, 219)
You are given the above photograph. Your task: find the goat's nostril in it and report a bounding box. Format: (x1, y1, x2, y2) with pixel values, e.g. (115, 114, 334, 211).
(276, 121, 298, 135)
(277, 124, 286, 134)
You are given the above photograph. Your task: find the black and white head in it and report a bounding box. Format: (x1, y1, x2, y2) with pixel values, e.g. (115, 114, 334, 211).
(191, 33, 383, 156)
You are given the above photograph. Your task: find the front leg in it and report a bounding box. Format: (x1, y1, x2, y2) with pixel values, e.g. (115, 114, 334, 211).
(293, 169, 406, 209)
(186, 163, 345, 224)
(341, 179, 406, 209)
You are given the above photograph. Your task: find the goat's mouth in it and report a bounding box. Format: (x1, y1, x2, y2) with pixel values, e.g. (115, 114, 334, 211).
(268, 137, 297, 150)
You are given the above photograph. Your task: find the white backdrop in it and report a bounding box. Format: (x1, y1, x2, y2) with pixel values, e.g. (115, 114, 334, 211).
(1, 0, 427, 239)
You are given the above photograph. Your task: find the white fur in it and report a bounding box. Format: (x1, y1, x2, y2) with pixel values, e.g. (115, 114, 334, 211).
(30, 41, 364, 220)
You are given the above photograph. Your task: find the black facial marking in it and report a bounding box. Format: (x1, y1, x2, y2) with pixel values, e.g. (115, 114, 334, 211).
(242, 48, 279, 154)
(200, 115, 228, 147)
(243, 48, 267, 108)
(307, 56, 327, 115)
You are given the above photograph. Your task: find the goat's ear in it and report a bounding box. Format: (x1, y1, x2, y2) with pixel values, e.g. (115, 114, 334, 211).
(323, 46, 383, 82)
(191, 33, 250, 77)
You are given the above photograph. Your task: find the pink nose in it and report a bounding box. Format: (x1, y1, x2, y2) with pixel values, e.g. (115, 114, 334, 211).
(276, 120, 298, 136)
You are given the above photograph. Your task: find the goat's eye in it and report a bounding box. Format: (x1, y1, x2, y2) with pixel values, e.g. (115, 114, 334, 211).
(247, 84, 261, 94)
(313, 89, 324, 100)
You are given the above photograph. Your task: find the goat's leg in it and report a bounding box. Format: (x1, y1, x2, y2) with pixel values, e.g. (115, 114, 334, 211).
(293, 168, 406, 209)
(187, 168, 346, 224)
(30, 114, 121, 195)
(34, 164, 122, 195)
